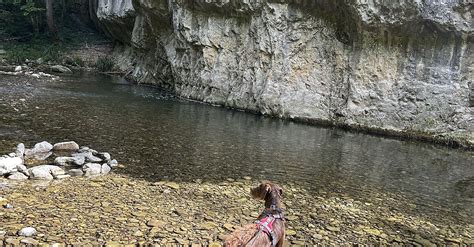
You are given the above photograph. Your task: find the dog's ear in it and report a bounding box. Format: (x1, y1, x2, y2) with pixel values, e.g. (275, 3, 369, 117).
(250, 182, 271, 200)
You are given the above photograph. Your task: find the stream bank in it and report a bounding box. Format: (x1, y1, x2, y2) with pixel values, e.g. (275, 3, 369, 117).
(1, 175, 473, 246)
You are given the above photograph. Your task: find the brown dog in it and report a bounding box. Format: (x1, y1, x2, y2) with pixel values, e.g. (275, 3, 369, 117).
(225, 182, 285, 247)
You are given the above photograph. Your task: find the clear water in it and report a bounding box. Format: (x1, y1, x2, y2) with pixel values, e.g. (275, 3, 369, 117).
(1, 73, 473, 223)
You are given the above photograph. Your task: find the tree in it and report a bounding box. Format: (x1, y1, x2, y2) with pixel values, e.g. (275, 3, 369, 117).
(45, 0, 59, 42)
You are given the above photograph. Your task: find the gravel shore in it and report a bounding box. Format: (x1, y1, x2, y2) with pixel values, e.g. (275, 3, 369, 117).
(1, 173, 472, 246)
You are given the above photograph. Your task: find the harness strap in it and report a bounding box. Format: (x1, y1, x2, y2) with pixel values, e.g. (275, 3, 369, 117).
(255, 216, 279, 247)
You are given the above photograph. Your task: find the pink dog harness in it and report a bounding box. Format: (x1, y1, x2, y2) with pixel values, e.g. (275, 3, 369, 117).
(254, 210, 284, 247)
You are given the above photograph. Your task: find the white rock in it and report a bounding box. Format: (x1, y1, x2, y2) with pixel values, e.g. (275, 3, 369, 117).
(8, 172, 28, 180)
(97, 152, 111, 161)
(55, 174, 71, 179)
(28, 165, 65, 180)
(24, 141, 53, 156)
(18, 227, 36, 237)
(54, 156, 85, 166)
(53, 141, 79, 151)
(15, 143, 25, 157)
(16, 164, 29, 176)
(72, 152, 102, 162)
(0, 156, 23, 176)
(83, 163, 102, 177)
(101, 163, 111, 174)
(108, 159, 118, 167)
(51, 65, 72, 73)
(14, 66, 22, 72)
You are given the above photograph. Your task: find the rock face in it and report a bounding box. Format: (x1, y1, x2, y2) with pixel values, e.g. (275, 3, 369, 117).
(96, 0, 473, 146)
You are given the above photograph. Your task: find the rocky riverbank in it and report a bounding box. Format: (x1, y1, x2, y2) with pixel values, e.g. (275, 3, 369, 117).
(0, 141, 118, 182)
(1, 175, 472, 246)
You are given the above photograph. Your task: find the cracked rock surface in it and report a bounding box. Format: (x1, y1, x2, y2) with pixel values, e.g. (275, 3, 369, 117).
(97, 0, 473, 146)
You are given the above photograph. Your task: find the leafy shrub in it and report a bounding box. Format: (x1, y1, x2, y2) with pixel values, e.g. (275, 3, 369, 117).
(5, 41, 63, 64)
(95, 56, 115, 72)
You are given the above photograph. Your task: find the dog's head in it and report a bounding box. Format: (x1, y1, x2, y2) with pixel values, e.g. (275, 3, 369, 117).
(250, 181, 283, 209)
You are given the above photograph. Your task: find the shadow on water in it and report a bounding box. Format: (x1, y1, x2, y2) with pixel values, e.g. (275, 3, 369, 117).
(0, 72, 473, 223)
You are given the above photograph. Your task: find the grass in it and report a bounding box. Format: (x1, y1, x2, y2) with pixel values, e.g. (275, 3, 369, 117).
(5, 36, 64, 64)
(95, 56, 115, 72)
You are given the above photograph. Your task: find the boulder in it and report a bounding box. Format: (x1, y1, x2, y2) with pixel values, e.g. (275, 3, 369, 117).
(101, 163, 111, 174)
(0, 156, 23, 176)
(53, 141, 79, 151)
(24, 141, 53, 156)
(51, 65, 72, 73)
(28, 165, 65, 180)
(83, 163, 102, 177)
(8, 172, 28, 180)
(14, 66, 22, 72)
(54, 156, 85, 166)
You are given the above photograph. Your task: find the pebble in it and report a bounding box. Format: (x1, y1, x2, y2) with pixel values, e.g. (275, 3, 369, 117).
(20, 237, 39, 245)
(18, 227, 37, 237)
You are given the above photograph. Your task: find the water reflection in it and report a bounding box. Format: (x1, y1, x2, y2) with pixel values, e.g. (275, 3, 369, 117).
(0, 73, 473, 220)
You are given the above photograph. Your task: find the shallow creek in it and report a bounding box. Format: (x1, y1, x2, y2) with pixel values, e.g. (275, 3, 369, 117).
(0, 73, 473, 245)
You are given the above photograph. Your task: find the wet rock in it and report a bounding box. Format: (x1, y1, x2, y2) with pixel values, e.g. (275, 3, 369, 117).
(54, 156, 85, 166)
(0, 156, 23, 175)
(108, 159, 118, 167)
(18, 227, 36, 237)
(25, 141, 53, 156)
(83, 163, 102, 177)
(68, 169, 84, 177)
(7, 172, 28, 180)
(51, 65, 72, 73)
(72, 152, 102, 163)
(101, 163, 111, 174)
(53, 141, 79, 151)
(28, 165, 65, 180)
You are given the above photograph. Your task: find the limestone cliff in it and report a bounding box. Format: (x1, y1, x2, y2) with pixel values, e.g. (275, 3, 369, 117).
(96, 0, 473, 147)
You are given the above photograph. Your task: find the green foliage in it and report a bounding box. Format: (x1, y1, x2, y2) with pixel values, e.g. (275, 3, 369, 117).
(20, 0, 44, 17)
(5, 39, 63, 64)
(64, 56, 85, 67)
(95, 56, 116, 72)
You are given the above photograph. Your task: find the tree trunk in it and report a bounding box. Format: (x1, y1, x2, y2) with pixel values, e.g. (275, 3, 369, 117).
(45, 0, 59, 43)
